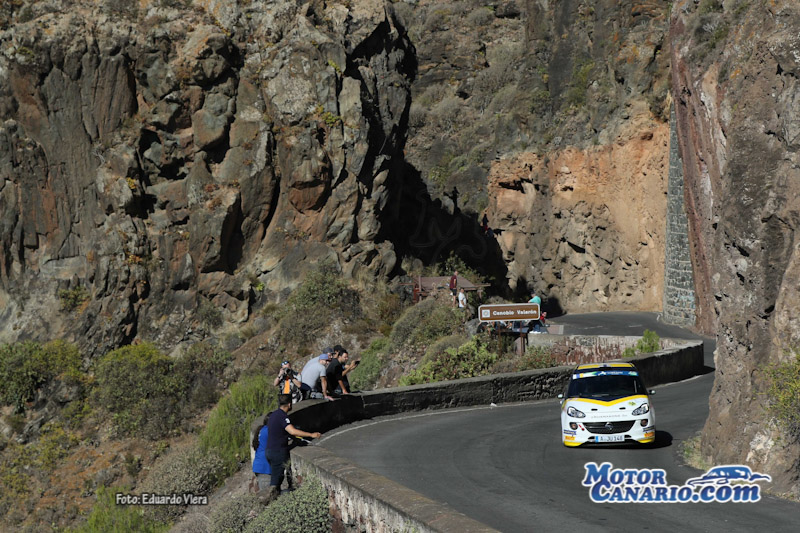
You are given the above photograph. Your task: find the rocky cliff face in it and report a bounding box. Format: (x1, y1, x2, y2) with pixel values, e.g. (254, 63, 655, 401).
(394, 0, 673, 309)
(671, 0, 800, 494)
(0, 0, 411, 356)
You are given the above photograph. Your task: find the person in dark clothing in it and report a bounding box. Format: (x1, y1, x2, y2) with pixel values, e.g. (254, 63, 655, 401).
(326, 349, 359, 396)
(449, 270, 459, 307)
(265, 394, 321, 500)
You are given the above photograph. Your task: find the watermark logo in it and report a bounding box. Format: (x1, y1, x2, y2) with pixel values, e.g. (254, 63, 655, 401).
(582, 462, 770, 503)
(115, 493, 208, 506)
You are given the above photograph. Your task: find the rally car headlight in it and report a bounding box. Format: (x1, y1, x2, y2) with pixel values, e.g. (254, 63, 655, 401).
(567, 406, 586, 418)
(632, 403, 649, 416)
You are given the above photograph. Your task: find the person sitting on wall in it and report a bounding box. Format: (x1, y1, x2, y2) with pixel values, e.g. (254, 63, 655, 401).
(299, 349, 334, 400)
(327, 348, 360, 396)
(274, 360, 303, 404)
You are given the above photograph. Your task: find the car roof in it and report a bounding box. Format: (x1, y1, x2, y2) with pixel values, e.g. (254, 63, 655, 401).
(574, 362, 636, 371)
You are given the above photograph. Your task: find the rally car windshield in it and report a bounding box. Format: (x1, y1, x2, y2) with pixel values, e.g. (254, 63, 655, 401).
(567, 371, 647, 401)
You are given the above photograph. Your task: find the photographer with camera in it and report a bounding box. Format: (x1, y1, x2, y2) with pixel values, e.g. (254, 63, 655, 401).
(274, 360, 303, 404)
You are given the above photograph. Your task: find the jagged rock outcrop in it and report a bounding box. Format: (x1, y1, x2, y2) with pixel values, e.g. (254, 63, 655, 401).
(671, 0, 800, 495)
(0, 0, 412, 356)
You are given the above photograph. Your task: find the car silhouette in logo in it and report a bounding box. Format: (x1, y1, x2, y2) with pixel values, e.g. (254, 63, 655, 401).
(686, 465, 771, 486)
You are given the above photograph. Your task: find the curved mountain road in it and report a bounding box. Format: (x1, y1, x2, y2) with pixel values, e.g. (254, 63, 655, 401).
(320, 313, 800, 532)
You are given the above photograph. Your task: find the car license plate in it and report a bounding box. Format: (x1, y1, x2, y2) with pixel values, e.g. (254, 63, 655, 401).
(596, 435, 625, 443)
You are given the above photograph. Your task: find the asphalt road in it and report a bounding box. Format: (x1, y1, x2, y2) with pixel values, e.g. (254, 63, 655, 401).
(320, 313, 800, 532)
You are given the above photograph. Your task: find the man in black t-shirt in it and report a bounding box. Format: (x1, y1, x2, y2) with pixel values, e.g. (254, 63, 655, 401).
(265, 394, 321, 500)
(326, 349, 358, 396)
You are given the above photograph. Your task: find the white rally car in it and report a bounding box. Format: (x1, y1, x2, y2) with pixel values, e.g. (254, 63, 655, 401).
(559, 362, 655, 447)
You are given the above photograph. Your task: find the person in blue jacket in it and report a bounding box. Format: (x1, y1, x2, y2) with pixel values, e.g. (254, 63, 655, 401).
(252, 420, 271, 491)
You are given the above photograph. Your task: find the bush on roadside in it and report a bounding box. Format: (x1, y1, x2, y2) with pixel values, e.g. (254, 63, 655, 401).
(400, 337, 496, 385)
(636, 330, 661, 353)
(139, 445, 227, 523)
(72, 486, 168, 533)
(518, 345, 557, 371)
(622, 346, 636, 358)
(200, 374, 276, 475)
(243, 477, 331, 533)
(389, 298, 463, 354)
(347, 337, 389, 392)
(209, 493, 263, 533)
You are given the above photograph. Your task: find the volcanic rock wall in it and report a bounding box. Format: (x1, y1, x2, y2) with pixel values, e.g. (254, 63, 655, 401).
(0, 0, 412, 356)
(671, 0, 800, 494)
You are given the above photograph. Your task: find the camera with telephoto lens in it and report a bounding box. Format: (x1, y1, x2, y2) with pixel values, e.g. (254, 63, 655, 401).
(281, 368, 296, 380)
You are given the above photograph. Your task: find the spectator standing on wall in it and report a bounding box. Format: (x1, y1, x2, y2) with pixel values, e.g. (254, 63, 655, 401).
(299, 350, 334, 400)
(264, 394, 321, 501)
(449, 270, 459, 307)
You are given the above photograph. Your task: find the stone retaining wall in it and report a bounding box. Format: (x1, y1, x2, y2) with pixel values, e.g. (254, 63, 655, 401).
(289, 338, 704, 532)
(662, 106, 697, 326)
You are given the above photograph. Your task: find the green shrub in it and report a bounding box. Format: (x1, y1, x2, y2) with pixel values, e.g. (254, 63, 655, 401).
(0, 439, 34, 503)
(636, 330, 661, 353)
(95, 342, 231, 439)
(200, 374, 276, 475)
(423, 334, 469, 361)
(199, 298, 224, 329)
(174, 342, 233, 411)
(72, 486, 169, 533)
(519, 345, 557, 370)
(140, 445, 227, 523)
(348, 337, 388, 392)
(0, 340, 83, 411)
(275, 262, 360, 349)
(565, 58, 594, 108)
(435, 250, 486, 285)
(33, 421, 79, 470)
(58, 286, 89, 312)
(622, 347, 637, 358)
(763, 352, 800, 438)
(95, 344, 183, 438)
(210, 493, 263, 533)
(389, 299, 463, 354)
(400, 337, 496, 385)
(243, 477, 331, 533)
(466, 6, 494, 26)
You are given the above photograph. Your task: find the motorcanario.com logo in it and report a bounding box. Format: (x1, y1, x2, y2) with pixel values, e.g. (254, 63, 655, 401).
(582, 462, 771, 503)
